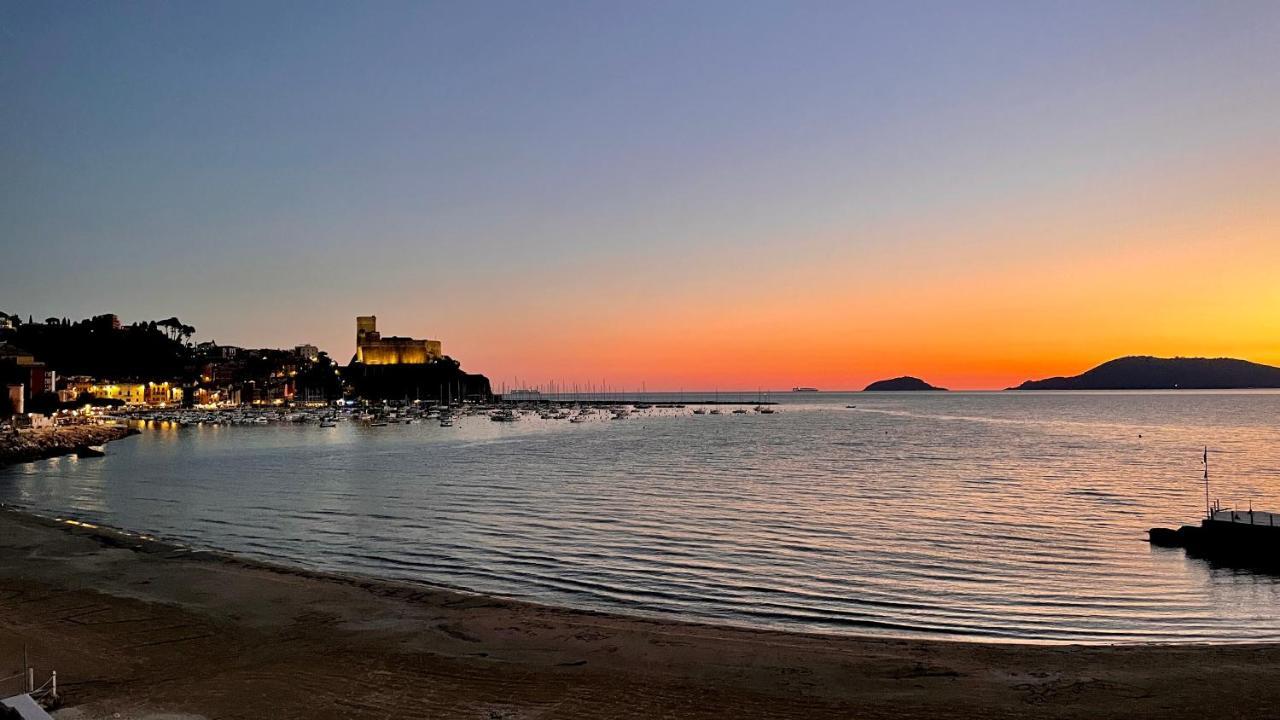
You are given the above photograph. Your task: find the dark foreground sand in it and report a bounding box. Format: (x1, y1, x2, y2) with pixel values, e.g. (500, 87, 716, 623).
(2, 509, 1278, 719)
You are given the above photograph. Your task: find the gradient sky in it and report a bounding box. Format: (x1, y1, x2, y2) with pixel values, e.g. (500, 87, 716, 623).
(3, 1, 1278, 390)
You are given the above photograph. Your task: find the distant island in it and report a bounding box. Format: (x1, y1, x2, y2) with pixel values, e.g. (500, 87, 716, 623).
(863, 376, 947, 392)
(1012, 356, 1280, 390)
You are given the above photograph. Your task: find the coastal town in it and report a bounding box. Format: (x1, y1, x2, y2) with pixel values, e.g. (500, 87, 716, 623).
(0, 312, 484, 413)
(0, 312, 778, 466)
(0, 313, 487, 460)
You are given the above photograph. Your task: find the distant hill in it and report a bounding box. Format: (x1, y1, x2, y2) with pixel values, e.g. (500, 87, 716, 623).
(863, 376, 947, 392)
(1013, 356, 1280, 390)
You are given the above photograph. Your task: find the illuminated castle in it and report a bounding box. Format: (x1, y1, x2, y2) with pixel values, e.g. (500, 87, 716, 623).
(355, 316, 443, 365)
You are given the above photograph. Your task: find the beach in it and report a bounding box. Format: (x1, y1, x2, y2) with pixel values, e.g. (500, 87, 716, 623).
(2, 509, 1279, 719)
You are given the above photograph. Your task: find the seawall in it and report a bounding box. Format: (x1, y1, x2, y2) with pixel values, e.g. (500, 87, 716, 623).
(0, 423, 138, 467)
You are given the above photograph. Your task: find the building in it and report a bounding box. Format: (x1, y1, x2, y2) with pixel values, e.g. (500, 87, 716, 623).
(65, 380, 182, 406)
(91, 313, 121, 331)
(0, 343, 54, 403)
(294, 344, 320, 363)
(67, 381, 145, 405)
(354, 316, 442, 365)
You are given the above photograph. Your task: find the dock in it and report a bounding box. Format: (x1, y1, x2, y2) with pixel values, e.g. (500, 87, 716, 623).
(1150, 508, 1280, 567)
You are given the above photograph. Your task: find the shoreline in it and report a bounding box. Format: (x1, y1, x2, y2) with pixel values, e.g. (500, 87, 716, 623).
(1, 507, 1254, 649)
(3, 509, 1280, 718)
(0, 423, 138, 467)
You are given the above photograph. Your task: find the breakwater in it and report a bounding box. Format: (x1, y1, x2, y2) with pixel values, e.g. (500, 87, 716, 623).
(0, 424, 138, 466)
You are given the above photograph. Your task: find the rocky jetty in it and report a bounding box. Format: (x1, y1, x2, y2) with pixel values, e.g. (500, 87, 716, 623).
(0, 424, 138, 466)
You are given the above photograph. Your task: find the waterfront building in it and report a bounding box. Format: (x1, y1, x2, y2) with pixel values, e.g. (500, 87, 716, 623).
(0, 343, 54, 402)
(354, 316, 443, 365)
(67, 381, 145, 405)
(65, 380, 183, 406)
(294, 344, 320, 363)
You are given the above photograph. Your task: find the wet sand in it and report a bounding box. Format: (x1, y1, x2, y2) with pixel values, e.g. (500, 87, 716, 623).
(2, 508, 1278, 719)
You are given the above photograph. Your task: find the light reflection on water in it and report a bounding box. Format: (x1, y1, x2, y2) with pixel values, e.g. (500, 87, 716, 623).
(4, 391, 1280, 643)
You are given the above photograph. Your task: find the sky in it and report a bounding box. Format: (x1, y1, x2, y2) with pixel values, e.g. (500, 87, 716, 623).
(2, 1, 1278, 390)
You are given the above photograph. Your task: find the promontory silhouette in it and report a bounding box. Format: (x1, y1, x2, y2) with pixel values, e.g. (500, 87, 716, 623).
(1013, 356, 1280, 390)
(863, 376, 947, 391)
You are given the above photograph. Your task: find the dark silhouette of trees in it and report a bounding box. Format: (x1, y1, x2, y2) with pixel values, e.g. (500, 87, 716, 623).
(4, 316, 195, 381)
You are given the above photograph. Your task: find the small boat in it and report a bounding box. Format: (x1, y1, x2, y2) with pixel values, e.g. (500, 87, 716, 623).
(710, 409, 723, 415)
(490, 410, 518, 422)
(76, 445, 107, 458)
(732, 408, 747, 414)
(692, 408, 707, 415)
(439, 416, 455, 427)
(319, 420, 337, 428)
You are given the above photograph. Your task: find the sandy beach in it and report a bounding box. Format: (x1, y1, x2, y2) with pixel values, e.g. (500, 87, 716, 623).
(2, 508, 1279, 719)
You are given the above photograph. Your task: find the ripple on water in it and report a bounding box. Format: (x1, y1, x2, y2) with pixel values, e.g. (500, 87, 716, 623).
(4, 391, 1280, 643)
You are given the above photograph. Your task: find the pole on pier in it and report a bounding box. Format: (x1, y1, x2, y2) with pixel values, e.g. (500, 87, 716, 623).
(1203, 446, 1210, 519)
(50, 670, 56, 700)
(27, 668, 33, 694)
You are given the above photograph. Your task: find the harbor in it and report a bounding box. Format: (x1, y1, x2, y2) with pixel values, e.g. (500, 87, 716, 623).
(85, 396, 781, 431)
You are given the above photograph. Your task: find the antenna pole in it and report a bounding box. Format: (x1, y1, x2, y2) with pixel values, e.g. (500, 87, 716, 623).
(1204, 446, 1210, 519)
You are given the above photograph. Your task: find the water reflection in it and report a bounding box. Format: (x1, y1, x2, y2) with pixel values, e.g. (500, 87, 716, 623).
(3, 391, 1280, 643)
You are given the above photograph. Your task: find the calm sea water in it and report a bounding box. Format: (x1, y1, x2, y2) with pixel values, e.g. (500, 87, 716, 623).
(5, 391, 1280, 643)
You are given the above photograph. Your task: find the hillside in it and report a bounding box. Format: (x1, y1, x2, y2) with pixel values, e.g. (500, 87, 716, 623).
(1013, 356, 1280, 390)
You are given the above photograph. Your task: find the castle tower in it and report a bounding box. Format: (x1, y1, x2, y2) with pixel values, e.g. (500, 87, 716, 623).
(356, 316, 377, 362)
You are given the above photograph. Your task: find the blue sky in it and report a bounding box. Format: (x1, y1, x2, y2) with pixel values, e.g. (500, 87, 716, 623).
(3, 2, 1278, 387)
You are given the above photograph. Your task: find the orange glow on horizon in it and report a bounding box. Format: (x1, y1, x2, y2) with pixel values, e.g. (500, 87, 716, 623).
(449, 202, 1280, 392)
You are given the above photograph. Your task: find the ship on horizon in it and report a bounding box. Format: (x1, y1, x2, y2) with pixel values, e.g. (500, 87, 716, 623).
(791, 387, 819, 392)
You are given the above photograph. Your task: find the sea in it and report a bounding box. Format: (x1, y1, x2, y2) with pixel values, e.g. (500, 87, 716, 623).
(4, 390, 1280, 644)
